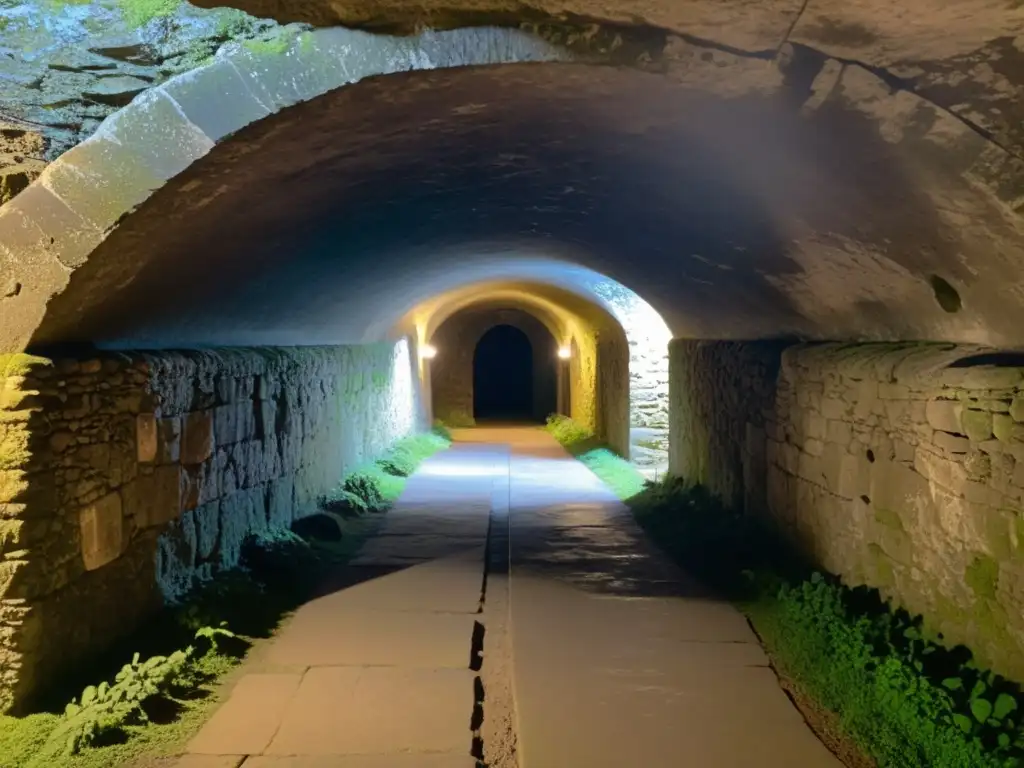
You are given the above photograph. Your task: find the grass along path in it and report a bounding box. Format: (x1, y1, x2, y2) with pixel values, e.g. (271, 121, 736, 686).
(0, 429, 451, 768)
(544, 415, 1024, 768)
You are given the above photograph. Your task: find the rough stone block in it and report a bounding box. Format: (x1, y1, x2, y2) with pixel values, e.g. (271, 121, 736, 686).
(182, 410, 214, 465)
(79, 492, 123, 571)
(933, 431, 970, 454)
(870, 459, 931, 518)
(123, 465, 181, 528)
(926, 400, 963, 434)
(215, 403, 255, 447)
(136, 414, 157, 463)
(267, 477, 294, 529)
(182, 461, 218, 511)
(994, 412, 1014, 442)
(157, 417, 182, 464)
(1012, 395, 1024, 423)
(962, 409, 994, 442)
(194, 501, 220, 561)
(915, 449, 968, 494)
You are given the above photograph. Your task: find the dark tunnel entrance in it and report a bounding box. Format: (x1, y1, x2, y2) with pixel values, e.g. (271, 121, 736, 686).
(474, 324, 541, 421)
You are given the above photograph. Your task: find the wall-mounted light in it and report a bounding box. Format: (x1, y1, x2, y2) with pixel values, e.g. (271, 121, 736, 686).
(557, 347, 571, 360)
(420, 344, 437, 360)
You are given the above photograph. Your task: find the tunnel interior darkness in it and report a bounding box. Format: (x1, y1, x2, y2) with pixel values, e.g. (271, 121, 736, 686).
(473, 324, 538, 421)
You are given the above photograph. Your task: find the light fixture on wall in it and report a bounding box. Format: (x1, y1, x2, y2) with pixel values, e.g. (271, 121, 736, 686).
(557, 346, 571, 360)
(420, 344, 437, 360)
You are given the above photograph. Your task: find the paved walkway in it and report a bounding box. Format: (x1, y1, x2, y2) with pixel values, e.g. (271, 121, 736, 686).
(177, 427, 842, 768)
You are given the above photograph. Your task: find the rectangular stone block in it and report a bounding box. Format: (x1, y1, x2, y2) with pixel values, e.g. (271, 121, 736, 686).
(214, 403, 255, 447)
(157, 416, 182, 464)
(926, 399, 963, 434)
(182, 410, 214, 465)
(79, 491, 123, 571)
(182, 461, 218, 511)
(123, 465, 181, 528)
(137, 414, 157, 463)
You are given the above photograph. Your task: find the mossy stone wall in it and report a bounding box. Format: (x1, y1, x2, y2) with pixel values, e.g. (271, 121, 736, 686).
(0, 341, 422, 712)
(669, 340, 1024, 684)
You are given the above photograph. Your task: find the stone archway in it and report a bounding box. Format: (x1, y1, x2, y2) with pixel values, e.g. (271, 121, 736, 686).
(473, 323, 548, 421)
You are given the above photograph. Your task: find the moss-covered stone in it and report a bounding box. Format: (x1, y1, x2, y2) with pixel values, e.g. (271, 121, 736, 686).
(965, 553, 1000, 601)
(961, 408, 994, 442)
(874, 506, 904, 531)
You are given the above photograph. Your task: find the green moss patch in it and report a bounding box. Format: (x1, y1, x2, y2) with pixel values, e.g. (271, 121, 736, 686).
(544, 414, 647, 502)
(966, 554, 1001, 601)
(320, 429, 451, 515)
(621, 480, 1024, 768)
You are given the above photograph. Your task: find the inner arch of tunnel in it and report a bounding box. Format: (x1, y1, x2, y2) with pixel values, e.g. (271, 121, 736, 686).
(4, 11, 1024, 717)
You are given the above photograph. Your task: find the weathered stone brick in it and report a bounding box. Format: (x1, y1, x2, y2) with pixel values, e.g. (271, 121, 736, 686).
(962, 409, 994, 442)
(926, 399, 963, 434)
(181, 410, 214, 465)
(122, 465, 180, 528)
(136, 414, 157, 463)
(79, 492, 123, 571)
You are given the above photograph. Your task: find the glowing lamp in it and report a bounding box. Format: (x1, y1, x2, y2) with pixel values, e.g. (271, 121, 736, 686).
(557, 347, 571, 360)
(420, 344, 437, 360)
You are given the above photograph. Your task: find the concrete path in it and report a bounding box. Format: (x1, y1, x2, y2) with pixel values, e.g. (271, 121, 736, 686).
(178, 427, 843, 768)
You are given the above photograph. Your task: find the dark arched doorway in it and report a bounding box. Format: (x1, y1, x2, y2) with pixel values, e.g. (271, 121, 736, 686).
(473, 324, 534, 421)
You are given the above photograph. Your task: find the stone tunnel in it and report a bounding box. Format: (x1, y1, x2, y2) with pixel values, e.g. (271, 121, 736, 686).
(2, 0, 1024, 755)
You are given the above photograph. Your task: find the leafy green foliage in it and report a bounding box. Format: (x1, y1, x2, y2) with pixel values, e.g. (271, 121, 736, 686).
(43, 625, 237, 758)
(631, 477, 1024, 768)
(544, 414, 648, 501)
(545, 413, 592, 448)
(320, 432, 451, 515)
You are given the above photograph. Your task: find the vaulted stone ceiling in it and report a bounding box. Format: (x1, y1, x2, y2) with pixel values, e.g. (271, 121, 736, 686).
(4, 2, 1024, 352)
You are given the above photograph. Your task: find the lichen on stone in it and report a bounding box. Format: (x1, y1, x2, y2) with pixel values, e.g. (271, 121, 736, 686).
(965, 552, 999, 601)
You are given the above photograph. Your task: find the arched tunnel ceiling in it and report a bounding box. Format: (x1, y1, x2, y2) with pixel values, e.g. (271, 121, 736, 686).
(189, 0, 1024, 160)
(24, 52, 1024, 351)
(408, 279, 629, 342)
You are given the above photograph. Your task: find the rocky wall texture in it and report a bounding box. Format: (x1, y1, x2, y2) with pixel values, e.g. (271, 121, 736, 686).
(0, 0, 285, 203)
(669, 339, 1024, 684)
(767, 343, 1024, 683)
(668, 340, 786, 513)
(0, 340, 422, 711)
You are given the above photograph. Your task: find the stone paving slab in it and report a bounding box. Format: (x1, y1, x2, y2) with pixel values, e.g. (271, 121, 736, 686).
(267, 608, 478, 668)
(266, 667, 475, 756)
(173, 756, 245, 768)
(501, 427, 844, 768)
(350, 539, 486, 565)
(188, 673, 302, 755)
(243, 754, 476, 767)
(316, 557, 484, 614)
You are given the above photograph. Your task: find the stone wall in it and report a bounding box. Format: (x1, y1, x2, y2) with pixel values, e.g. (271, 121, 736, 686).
(668, 339, 1024, 683)
(0, 340, 422, 711)
(668, 340, 785, 513)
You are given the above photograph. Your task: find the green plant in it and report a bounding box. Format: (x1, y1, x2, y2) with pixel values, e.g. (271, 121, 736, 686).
(545, 413, 592, 448)
(432, 421, 454, 442)
(627, 477, 1024, 768)
(544, 414, 648, 501)
(43, 623, 235, 758)
(115, 0, 181, 29)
